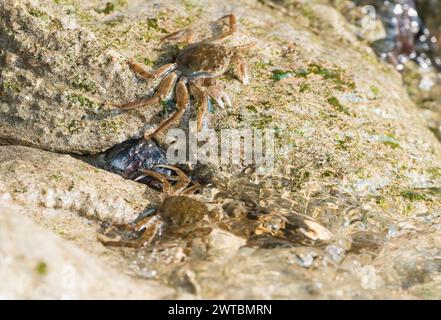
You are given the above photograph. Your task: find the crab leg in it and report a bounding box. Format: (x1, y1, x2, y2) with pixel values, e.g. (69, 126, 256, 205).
(118, 71, 177, 110)
(189, 81, 209, 132)
(97, 217, 162, 248)
(181, 183, 201, 195)
(136, 169, 173, 194)
(191, 80, 231, 129)
(205, 85, 232, 108)
(161, 28, 196, 44)
(196, 92, 209, 132)
(155, 165, 191, 193)
(234, 42, 256, 51)
(144, 78, 190, 139)
(205, 14, 237, 43)
(128, 59, 176, 80)
(231, 53, 250, 85)
(155, 164, 200, 195)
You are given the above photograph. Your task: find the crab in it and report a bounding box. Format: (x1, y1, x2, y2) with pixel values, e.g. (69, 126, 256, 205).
(116, 14, 252, 139)
(97, 165, 208, 248)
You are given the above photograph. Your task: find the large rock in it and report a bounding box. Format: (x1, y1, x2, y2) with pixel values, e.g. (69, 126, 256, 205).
(0, 145, 159, 223)
(1, 0, 440, 199)
(0, 202, 180, 299)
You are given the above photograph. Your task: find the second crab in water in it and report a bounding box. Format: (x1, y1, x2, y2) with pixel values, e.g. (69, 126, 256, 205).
(98, 165, 209, 248)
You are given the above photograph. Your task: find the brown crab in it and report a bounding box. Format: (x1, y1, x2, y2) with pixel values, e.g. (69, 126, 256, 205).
(116, 14, 252, 139)
(98, 165, 209, 248)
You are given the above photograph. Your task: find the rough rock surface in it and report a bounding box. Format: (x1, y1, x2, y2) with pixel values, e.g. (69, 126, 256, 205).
(0, 145, 159, 223)
(1, 0, 440, 198)
(1, 0, 441, 299)
(0, 202, 180, 299)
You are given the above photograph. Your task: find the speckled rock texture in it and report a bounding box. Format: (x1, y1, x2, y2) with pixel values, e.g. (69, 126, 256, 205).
(1, 0, 441, 197)
(0, 202, 180, 299)
(0, 145, 159, 223)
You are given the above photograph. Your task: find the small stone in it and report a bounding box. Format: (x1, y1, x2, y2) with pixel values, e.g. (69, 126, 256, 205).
(388, 225, 398, 238)
(325, 244, 346, 264)
(223, 200, 248, 218)
(207, 228, 246, 257)
(290, 251, 318, 268)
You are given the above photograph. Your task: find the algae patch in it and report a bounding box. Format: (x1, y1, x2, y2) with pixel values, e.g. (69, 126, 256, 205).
(271, 63, 356, 91)
(35, 261, 48, 276)
(327, 97, 350, 115)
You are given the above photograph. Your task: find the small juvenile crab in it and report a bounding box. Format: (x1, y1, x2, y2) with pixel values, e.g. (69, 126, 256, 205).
(98, 165, 208, 248)
(116, 14, 252, 139)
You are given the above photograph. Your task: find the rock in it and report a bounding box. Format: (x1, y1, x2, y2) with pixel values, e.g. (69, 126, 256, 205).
(0, 0, 163, 154)
(1, 0, 441, 300)
(410, 275, 441, 299)
(0, 145, 159, 223)
(372, 216, 441, 290)
(2, 0, 440, 212)
(0, 0, 440, 198)
(1, 0, 440, 212)
(0, 202, 179, 299)
(350, 231, 385, 254)
(207, 228, 246, 257)
(417, 0, 441, 41)
(176, 245, 415, 299)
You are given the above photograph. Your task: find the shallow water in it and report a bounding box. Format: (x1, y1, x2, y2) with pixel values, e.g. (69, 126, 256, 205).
(100, 168, 441, 298)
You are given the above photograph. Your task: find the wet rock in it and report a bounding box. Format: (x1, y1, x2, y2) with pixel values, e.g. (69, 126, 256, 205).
(373, 216, 441, 290)
(206, 228, 246, 257)
(87, 138, 175, 189)
(350, 231, 386, 253)
(172, 245, 417, 299)
(353, 0, 441, 71)
(409, 275, 441, 299)
(288, 248, 320, 268)
(416, 0, 441, 43)
(91, 139, 169, 177)
(325, 244, 346, 264)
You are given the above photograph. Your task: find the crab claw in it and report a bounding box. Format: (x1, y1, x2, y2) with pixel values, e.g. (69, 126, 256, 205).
(241, 65, 250, 85)
(235, 58, 249, 85)
(206, 85, 232, 108)
(231, 53, 250, 85)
